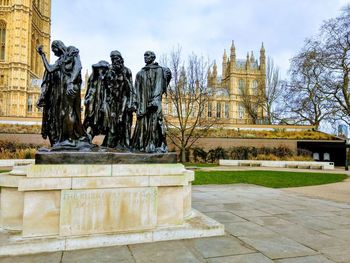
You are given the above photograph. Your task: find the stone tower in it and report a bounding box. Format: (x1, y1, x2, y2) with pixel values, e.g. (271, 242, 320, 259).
(208, 40, 267, 124)
(0, 0, 51, 117)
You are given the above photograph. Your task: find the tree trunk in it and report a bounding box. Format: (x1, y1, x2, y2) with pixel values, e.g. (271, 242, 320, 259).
(181, 148, 186, 163)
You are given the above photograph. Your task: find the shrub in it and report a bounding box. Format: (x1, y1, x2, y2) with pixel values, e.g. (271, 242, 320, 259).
(0, 140, 41, 159)
(192, 145, 314, 163)
(192, 147, 208, 163)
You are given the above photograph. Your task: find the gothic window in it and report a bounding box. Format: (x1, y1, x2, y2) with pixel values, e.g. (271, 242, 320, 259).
(208, 101, 212, 118)
(238, 79, 245, 95)
(252, 80, 258, 95)
(238, 103, 245, 119)
(200, 104, 205, 118)
(35, 39, 40, 74)
(0, 1, 10, 6)
(27, 95, 33, 112)
(225, 102, 229, 119)
(163, 102, 168, 115)
(216, 102, 221, 118)
(172, 103, 177, 117)
(0, 21, 6, 61)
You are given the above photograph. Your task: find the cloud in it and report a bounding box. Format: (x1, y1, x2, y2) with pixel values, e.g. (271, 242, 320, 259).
(50, 0, 349, 80)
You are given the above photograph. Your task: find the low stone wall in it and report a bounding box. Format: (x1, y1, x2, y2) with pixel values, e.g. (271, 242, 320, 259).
(219, 159, 335, 170)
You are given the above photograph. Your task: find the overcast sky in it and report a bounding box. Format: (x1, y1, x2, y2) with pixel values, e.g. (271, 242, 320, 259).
(51, 0, 349, 80)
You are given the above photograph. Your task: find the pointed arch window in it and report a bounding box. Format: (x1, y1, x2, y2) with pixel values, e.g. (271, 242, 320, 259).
(252, 80, 258, 95)
(0, 21, 6, 61)
(238, 79, 245, 95)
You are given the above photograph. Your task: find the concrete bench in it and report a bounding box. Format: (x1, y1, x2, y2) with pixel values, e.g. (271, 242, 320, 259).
(219, 160, 334, 170)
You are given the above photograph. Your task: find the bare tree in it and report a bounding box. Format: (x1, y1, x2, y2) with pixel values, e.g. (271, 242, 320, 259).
(284, 46, 334, 129)
(162, 47, 215, 162)
(239, 79, 266, 124)
(287, 5, 350, 126)
(265, 57, 282, 124)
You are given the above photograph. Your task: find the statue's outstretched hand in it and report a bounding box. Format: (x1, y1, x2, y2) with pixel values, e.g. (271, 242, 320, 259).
(37, 45, 44, 56)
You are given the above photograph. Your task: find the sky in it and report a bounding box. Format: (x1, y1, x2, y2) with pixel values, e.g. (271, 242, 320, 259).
(51, 0, 350, 80)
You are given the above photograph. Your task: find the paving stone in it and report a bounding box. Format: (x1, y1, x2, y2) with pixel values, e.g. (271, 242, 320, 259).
(239, 234, 317, 259)
(222, 203, 255, 211)
(314, 215, 350, 225)
(225, 221, 276, 237)
(254, 206, 289, 215)
(320, 228, 350, 241)
(275, 255, 336, 263)
(62, 246, 134, 263)
(230, 209, 271, 218)
(247, 216, 294, 227)
(320, 246, 350, 263)
(207, 252, 274, 263)
(192, 203, 227, 213)
(260, 222, 347, 250)
(190, 235, 254, 259)
(129, 240, 203, 263)
(292, 216, 344, 231)
(0, 252, 62, 263)
(204, 211, 246, 223)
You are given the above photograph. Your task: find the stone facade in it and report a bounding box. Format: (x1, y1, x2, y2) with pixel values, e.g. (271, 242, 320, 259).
(0, 0, 51, 117)
(163, 41, 267, 126)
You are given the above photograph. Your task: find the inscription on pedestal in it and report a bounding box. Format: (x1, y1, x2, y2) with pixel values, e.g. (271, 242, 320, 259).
(60, 188, 157, 236)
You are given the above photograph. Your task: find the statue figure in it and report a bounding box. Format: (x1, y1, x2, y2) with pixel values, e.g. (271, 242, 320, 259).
(102, 51, 134, 149)
(83, 60, 110, 140)
(36, 40, 90, 149)
(131, 51, 171, 153)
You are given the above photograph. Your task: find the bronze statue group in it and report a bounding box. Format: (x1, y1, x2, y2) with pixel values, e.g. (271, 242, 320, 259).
(37, 40, 171, 153)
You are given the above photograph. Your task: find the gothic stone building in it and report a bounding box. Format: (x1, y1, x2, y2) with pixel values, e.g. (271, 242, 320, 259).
(0, 0, 51, 117)
(163, 41, 267, 126)
(208, 41, 266, 125)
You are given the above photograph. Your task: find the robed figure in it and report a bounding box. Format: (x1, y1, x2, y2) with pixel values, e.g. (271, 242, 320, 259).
(36, 40, 89, 149)
(102, 51, 134, 149)
(131, 51, 171, 153)
(83, 60, 110, 139)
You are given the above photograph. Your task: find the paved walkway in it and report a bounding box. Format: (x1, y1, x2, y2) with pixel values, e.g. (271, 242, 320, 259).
(1, 184, 349, 263)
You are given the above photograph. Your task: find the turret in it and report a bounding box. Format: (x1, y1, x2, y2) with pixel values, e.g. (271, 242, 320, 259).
(207, 68, 213, 87)
(250, 51, 255, 64)
(222, 49, 227, 78)
(260, 42, 266, 71)
(212, 60, 218, 80)
(230, 40, 236, 72)
(246, 52, 250, 70)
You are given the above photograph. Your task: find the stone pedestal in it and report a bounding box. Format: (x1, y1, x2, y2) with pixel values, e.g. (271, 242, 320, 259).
(0, 162, 224, 256)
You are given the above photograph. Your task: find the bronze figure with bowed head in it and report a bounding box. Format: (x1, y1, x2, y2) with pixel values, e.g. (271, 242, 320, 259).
(84, 60, 110, 140)
(102, 50, 134, 149)
(131, 51, 172, 153)
(36, 40, 90, 150)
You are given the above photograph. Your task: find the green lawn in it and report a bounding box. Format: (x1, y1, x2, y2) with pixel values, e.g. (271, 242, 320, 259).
(193, 170, 348, 188)
(0, 170, 10, 174)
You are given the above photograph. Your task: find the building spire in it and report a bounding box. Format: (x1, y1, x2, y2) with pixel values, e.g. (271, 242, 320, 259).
(222, 49, 228, 78)
(213, 60, 218, 77)
(260, 42, 265, 52)
(260, 42, 266, 71)
(250, 51, 255, 63)
(231, 40, 235, 51)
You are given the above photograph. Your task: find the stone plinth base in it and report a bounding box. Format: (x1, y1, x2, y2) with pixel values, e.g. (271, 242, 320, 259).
(0, 162, 224, 255)
(35, 151, 177, 164)
(0, 210, 223, 256)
